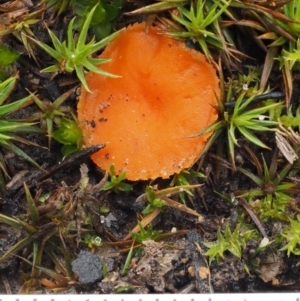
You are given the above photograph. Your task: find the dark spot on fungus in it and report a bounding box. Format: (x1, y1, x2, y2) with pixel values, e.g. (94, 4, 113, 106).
(186, 38, 200, 50)
(99, 117, 107, 122)
(90, 120, 96, 128)
(105, 153, 109, 159)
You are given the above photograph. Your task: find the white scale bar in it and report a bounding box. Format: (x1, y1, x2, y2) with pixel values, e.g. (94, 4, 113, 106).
(0, 294, 299, 301)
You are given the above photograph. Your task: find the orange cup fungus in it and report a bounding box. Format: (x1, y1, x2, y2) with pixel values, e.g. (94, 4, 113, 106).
(78, 22, 219, 181)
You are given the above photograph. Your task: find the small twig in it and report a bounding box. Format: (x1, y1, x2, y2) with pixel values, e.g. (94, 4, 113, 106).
(224, 91, 284, 108)
(238, 198, 268, 238)
(39, 145, 105, 182)
(5, 145, 105, 197)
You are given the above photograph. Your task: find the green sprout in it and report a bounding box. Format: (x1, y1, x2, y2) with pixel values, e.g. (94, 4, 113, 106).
(273, 0, 300, 45)
(203, 223, 257, 264)
(29, 87, 76, 148)
(213, 0, 300, 104)
(130, 221, 162, 243)
(280, 215, 300, 256)
(121, 243, 134, 276)
(45, 0, 124, 38)
(223, 93, 279, 163)
(282, 39, 300, 70)
(0, 165, 107, 291)
(0, 76, 43, 169)
(52, 117, 83, 157)
(0, 44, 20, 80)
(73, 0, 124, 39)
(28, 87, 83, 156)
(266, 0, 300, 103)
(170, 169, 205, 204)
(122, 221, 162, 275)
(81, 233, 102, 248)
(194, 89, 281, 168)
(0, 9, 43, 62)
(225, 68, 262, 99)
(102, 164, 133, 192)
(279, 105, 300, 130)
(29, 5, 120, 92)
(0, 183, 73, 291)
(237, 148, 298, 221)
(168, 0, 231, 59)
(43, 0, 75, 16)
(142, 186, 166, 215)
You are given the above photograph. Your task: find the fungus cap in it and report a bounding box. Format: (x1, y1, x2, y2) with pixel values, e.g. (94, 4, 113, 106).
(78, 22, 219, 180)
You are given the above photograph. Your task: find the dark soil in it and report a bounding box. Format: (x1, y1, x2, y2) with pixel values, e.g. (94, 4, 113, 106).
(0, 0, 300, 295)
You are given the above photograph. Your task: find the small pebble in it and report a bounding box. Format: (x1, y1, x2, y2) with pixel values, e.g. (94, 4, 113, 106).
(72, 250, 103, 284)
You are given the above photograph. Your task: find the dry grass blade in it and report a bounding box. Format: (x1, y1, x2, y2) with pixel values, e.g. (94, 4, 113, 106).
(13, 217, 36, 233)
(222, 19, 265, 31)
(40, 278, 57, 289)
(262, 17, 296, 42)
(161, 197, 204, 223)
(123, 208, 161, 241)
(260, 46, 278, 90)
(282, 60, 293, 106)
(277, 121, 300, 145)
(258, 32, 279, 44)
(24, 182, 39, 226)
(233, 1, 297, 23)
(155, 229, 189, 241)
(125, 0, 188, 15)
(0, 236, 32, 264)
(154, 184, 202, 198)
(45, 248, 72, 278)
(0, 213, 26, 231)
(15, 255, 69, 287)
(238, 198, 268, 238)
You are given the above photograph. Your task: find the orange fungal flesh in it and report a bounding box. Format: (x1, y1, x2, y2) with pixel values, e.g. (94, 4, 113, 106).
(78, 22, 219, 181)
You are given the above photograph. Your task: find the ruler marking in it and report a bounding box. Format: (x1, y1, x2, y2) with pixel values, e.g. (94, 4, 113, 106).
(0, 293, 300, 301)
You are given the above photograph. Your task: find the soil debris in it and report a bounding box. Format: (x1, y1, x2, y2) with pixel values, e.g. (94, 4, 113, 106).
(72, 250, 103, 285)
